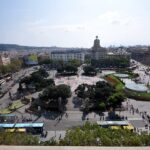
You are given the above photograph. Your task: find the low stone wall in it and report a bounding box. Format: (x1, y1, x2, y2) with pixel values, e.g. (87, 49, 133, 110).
(0, 146, 150, 150)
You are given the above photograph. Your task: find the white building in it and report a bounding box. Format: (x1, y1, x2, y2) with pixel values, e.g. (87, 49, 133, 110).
(51, 50, 85, 62)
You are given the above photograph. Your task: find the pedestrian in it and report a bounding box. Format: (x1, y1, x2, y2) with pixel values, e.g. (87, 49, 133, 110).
(9, 91, 12, 100)
(45, 131, 48, 137)
(65, 112, 68, 118)
(60, 114, 62, 119)
(59, 116, 61, 121)
(59, 134, 61, 139)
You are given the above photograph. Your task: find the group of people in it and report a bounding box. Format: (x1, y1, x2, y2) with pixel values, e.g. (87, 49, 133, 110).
(56, 112, 69, 122)
(140, 111, 150, 124)
(99, 115, 105, 121)
(129, 105, 136, 115)
(128, 104, 150, 130)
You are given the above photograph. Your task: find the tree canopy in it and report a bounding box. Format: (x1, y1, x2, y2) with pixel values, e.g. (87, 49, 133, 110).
(59, 122, 150, 146)
(19, 68, 54, 91)
(57, 64, 78, 75)
(0, 59, 23, 75)
(39, 84, 71, 101)
(38, 84, 71, 110)
(83, 65, 97, 76)
(75, 81, 124, 111)
(0, 132, 39, 145)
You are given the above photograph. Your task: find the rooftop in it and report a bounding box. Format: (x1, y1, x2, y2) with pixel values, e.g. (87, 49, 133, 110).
(51, 50, 84, 54)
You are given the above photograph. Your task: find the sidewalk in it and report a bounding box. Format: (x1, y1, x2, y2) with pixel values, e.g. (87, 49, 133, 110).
(40, 130, 66, 141)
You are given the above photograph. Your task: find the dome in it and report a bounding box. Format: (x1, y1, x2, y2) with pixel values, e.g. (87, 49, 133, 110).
(93, 36, 100, 49)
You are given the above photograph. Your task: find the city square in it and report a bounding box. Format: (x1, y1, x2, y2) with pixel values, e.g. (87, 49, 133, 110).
(0, 38, 150, 145)
(0, 0, 150, 146)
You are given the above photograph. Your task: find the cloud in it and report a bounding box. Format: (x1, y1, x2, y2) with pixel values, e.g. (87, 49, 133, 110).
(26, 22, 87, 34)
(98, 11, 131, 26)
(27, 20, 45, 26)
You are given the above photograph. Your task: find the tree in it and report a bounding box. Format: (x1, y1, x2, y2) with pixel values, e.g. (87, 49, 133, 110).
(19, 68, 54, 91)
(57, 65, 78, 75)
(68, 59, 81, 67)
(38, 84, 71, 110)
(20, 76, 31, 85)
(39, 59, 52, 65)
(39, 84, 71, 101)
(75, 84, 87, 99)
(59, 123, 150, 146)
(83, 65, 97, 76)
(65, 65, 78, 74)
(31, 68, 48, 78)
(0, 132, 39, 145)
(38, 68, 49, 78)
(57, 67, 64, 73)
(99, 102, 106, 112)
(75, 81, 116, 111)
(84, 58, 91, 65)
(0, 59, 23, 75)
(56, 84, 71, 99)
(11, 59, 23, 71)
(108, 92, 125, 109)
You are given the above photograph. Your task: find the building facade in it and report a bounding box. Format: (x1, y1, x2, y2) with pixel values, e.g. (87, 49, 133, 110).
(0, 53, 11, 66)
(91, 36, 131, 68)
(127, 46, 150, 66)
(91, 36, 107, 60)
(51, 50, 85, 62)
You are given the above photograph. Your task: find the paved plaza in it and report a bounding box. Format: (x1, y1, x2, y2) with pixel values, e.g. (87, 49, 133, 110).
(0, 64, 150, 141)
(55, 75, 104, 92)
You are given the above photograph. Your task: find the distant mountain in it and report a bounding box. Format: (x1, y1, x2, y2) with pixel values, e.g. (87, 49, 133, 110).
(0, 44, 87, 52)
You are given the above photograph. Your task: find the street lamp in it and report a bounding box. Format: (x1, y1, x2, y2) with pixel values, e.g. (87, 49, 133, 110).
(96, 137, 101, 146)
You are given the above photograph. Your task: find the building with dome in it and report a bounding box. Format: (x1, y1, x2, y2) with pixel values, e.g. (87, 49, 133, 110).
(91, 36, 130, 68)
(91, 36, 107, 60)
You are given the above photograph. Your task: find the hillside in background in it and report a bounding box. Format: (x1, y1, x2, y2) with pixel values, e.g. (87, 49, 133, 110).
(0, 44, 73, 52)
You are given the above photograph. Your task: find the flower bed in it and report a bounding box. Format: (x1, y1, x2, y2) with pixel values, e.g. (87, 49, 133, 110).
(105, 75, 124, 91)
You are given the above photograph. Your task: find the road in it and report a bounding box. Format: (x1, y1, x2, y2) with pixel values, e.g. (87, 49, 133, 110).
(0, 67, 36, 109)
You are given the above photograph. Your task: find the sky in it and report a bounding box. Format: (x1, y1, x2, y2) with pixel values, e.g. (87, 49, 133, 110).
(0, 0, 150, 47)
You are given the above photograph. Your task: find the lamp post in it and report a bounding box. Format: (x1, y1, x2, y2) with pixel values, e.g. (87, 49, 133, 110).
(96, 137, 101, 146)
